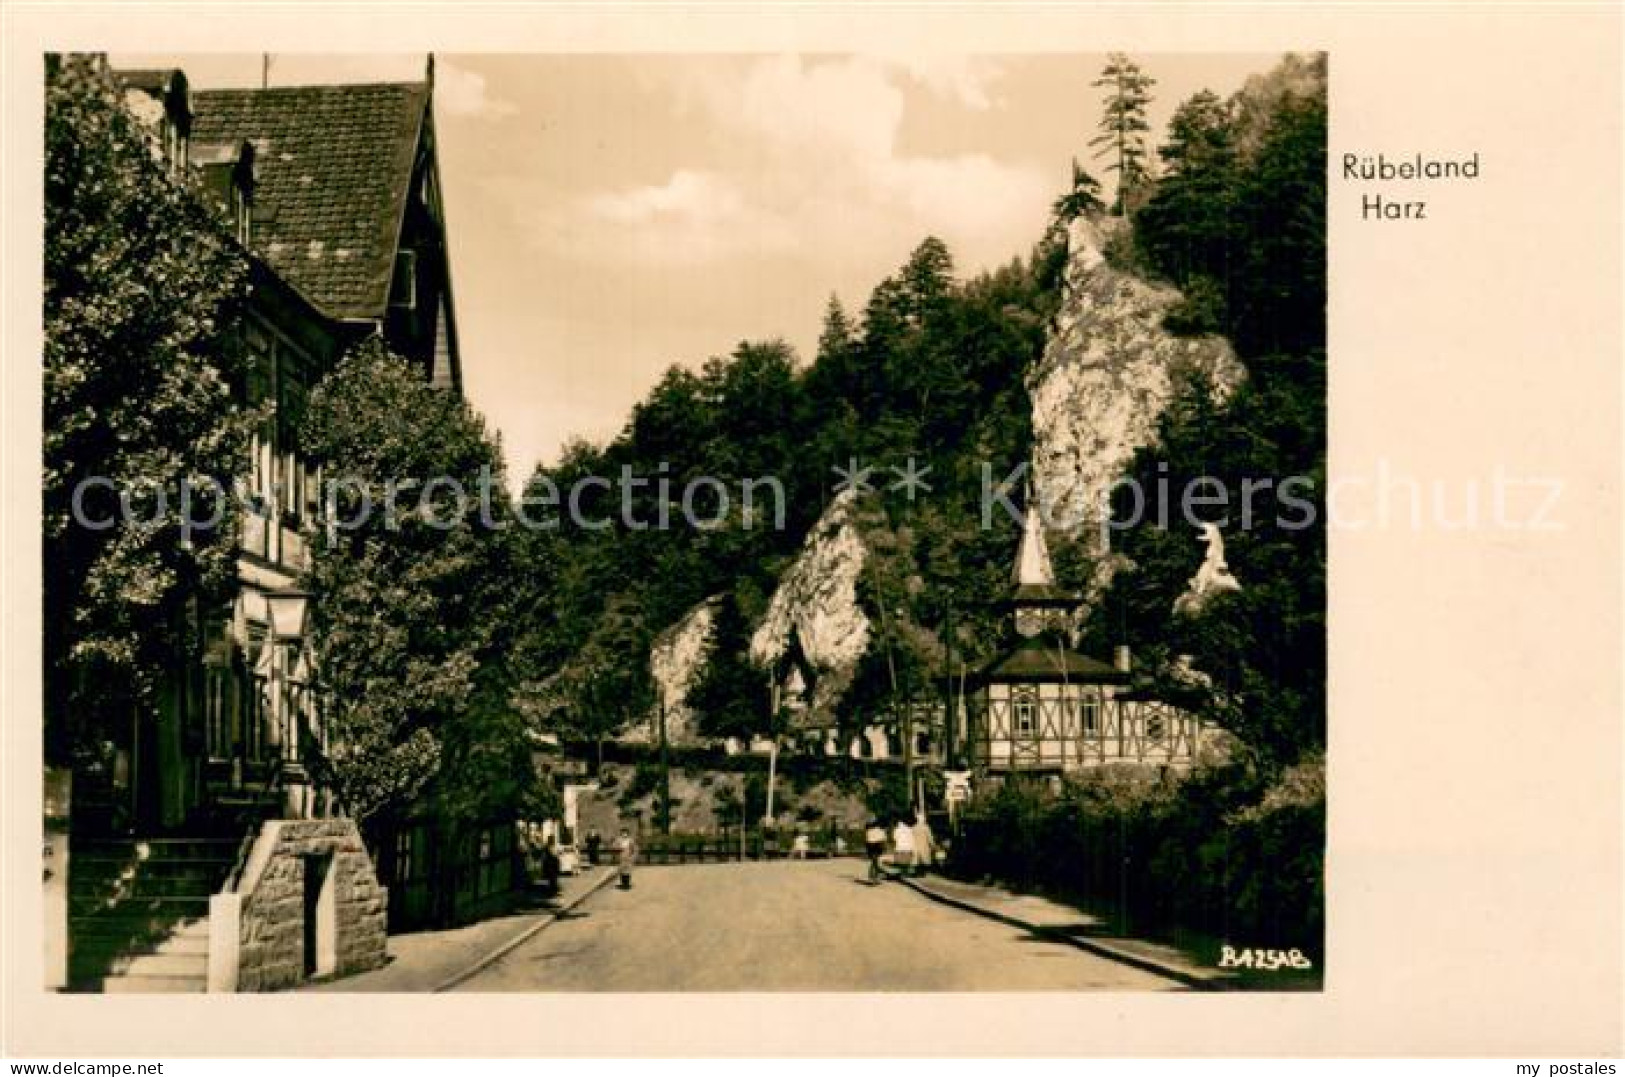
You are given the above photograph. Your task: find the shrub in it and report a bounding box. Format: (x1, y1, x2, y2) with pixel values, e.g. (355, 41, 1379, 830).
(950, 760, 1322, 956)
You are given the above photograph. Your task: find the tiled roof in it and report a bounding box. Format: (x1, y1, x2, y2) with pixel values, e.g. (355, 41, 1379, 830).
(979, 637, 1128, 684)
(189, 82, 428, 320)
(114, 69, 185, 96)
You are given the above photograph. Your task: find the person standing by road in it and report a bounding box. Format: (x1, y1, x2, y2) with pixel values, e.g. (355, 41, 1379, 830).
(891, 816, 916, 875)
(615, 827, 637, 890)
(910, 812, 936, 876)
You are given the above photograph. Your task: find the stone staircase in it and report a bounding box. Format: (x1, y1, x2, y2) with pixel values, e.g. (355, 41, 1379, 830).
(68, 837, 240, 993)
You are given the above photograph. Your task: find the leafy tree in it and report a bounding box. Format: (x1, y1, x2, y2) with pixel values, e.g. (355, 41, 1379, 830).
(300, 340, 527, 826)
(817, 294, 857, 363)
(900, 236, 955, 321)
(1089, 53, 1156, 214)
(1231, 90, 1327, 357)
(1132, 58, 1326, 358)
(517, 591, 656, 773)
(43, 53, 256, 764)
(688, 590, 768, 740)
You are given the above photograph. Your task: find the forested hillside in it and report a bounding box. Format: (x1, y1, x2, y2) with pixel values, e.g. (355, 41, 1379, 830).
(513, 52, 1327, 775)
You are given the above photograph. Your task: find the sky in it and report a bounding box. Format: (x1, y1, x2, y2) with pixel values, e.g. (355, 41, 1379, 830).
(112, 52, 1277, 484)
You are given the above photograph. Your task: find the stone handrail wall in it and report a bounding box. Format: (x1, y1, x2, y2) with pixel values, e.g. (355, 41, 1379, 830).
(226, 818, 388, 992)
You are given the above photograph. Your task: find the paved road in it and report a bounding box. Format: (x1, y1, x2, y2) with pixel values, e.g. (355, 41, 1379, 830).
(454, 859, 1182, 991)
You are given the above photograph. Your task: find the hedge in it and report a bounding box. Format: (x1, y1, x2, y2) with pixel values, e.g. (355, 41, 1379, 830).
(948, 759, 1323, 954)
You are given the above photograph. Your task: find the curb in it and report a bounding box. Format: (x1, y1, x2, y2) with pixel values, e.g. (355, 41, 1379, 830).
(431, 867, 618, 993)
(891, 873, 1224, 991)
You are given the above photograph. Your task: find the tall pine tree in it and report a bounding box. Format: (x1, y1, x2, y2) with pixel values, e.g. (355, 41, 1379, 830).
(1089, 53, 1157, 215)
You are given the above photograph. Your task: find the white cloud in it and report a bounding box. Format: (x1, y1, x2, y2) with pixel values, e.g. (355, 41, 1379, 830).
(528, 55, 1049, 276)
(524, 170, 798, 268)
(433, 61, 518, 119)
(588, 169, 740, 226)
(882, 53, 1004, 111)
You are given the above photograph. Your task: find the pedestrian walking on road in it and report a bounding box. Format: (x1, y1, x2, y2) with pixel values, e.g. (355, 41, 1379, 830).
(616, 827, 637, 890)
(863, 819, 886, 883)
(585, 829, 602, 867)
(891, 817, 916, 874)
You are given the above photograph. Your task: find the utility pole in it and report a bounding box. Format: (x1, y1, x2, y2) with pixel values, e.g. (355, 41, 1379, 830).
(899, 608, 914, 816)
(658, 698, 671, 835)
(877, 599, 911, 810)
(938, 601, 950, 768)
(764, 678, 781, 832)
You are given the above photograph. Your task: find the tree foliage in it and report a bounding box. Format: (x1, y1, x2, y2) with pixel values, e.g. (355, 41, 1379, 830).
(43, 54, 256, 763)
(1089, 53, 1157, 214)
(509, 226, 1059, 742)
(515, 591, 657, 764)
(301, 340, 533, 826)
(686, 591, 767, 740)
(1051, 158, 1106, 224)
(1092, 55, 1328, 768)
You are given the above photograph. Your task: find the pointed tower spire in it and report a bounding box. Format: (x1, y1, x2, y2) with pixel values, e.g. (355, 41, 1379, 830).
(1009, 487, 1076, 638)
(1012, 493, 1056, 591)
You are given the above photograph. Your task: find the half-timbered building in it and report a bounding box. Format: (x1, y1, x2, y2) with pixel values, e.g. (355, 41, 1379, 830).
(961, 501, 1211, 777)
(61, 61, 471, 991)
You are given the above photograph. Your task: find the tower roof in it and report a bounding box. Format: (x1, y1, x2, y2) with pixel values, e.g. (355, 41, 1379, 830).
(977, 636, 1129, 684)
(1012, 500, 1055, 589)
(1009, 497, 1073, 605)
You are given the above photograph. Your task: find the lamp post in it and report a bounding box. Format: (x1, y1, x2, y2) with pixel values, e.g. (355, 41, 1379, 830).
(264, 588, 311, 815)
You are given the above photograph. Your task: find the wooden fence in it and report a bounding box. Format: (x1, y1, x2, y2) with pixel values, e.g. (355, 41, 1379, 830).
(600, 828, 866, 866)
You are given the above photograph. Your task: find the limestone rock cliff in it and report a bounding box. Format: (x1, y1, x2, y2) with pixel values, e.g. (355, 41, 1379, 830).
(748, 487, 872, 716)
(625, 596, 717, 748)
(1028, 214, 1245, 599)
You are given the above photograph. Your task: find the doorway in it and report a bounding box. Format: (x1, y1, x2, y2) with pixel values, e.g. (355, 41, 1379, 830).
(301, 852, 337, 979)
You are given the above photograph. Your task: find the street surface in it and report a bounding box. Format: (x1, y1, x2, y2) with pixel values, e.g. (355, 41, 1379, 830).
(454, 859, 1182, 991)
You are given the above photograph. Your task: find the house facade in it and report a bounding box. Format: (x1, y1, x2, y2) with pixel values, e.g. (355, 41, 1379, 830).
(61, 60, 465, 992)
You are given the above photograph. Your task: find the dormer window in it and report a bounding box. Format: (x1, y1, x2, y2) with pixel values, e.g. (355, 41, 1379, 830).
(115, 68, 191, 177)
(196, 139, 255, 246)
(163, 72, 192, 175)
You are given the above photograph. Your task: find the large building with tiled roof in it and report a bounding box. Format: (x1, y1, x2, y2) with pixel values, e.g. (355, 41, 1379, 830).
(65, 60, 479, 991)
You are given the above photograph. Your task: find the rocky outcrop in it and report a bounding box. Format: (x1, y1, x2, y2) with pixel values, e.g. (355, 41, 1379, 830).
(1028, 215, 1245, 582)
(650, 215, 1251, 729)
(748, 487, 872, 716)
(1174, 522, 1242, 616)
(632, 597, 719, 748)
